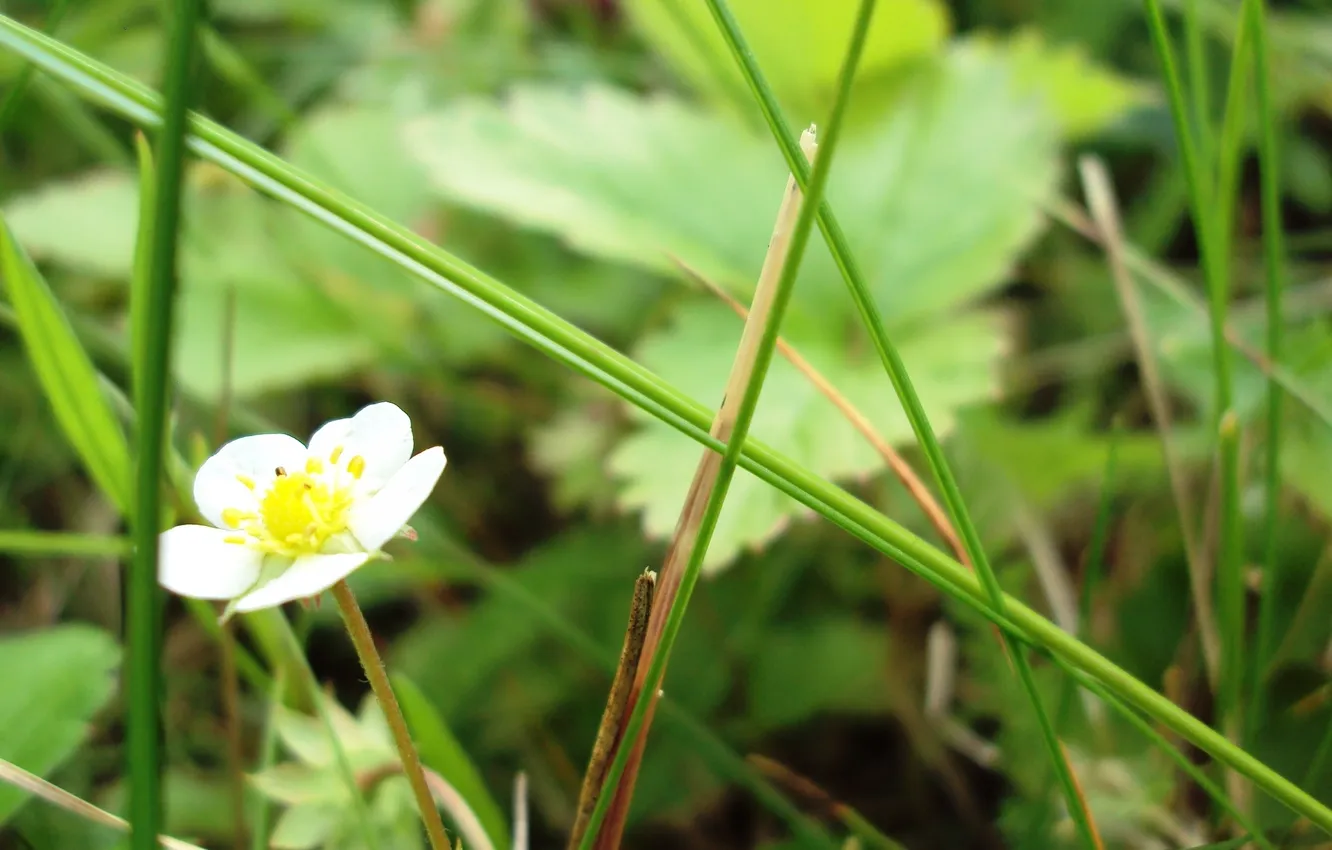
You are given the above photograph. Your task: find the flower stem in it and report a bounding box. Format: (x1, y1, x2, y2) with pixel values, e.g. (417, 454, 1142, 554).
(331, 580, 451, 850)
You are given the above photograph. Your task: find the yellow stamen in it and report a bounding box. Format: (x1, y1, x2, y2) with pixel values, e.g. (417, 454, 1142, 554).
(223, 535, 246, 545)
(235, 474, 256, 490)
(221, 507, 249, 528)
(329, 445, 344, 464)
(305, 456, 324, 474)
(347, 455, 366, 480)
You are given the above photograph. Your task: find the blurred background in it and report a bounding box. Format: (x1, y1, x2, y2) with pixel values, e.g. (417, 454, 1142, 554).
(3, 0, 1332, 847)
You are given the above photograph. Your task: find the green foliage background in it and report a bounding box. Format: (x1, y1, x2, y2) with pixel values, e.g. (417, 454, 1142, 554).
(3, 0, 1332, 847)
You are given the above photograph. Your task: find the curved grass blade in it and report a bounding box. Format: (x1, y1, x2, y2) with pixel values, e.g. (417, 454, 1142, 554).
(0, 217, 132, 514)
(696, 1, 1101, 845)
(2, 15, 1330, 834)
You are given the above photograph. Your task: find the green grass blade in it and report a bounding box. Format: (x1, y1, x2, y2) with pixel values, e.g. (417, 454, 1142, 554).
(249, 670, 286, 850)
(1245, 0, 1289, 750)
(1143, 0, 1244, 734)
(0, 0, 70, 133)
(1183, 0, 1214, 170)
(4, 17, 1331, 833)
(698, 1, 1100, 844)
(0, 217, 132, 514)
(394, 674, 511, 850)
(128, 0, 203, 845)
(0, 530, 128, 558)
(578, 6, 874, 845)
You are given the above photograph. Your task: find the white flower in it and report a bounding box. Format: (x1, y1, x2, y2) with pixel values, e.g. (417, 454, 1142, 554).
(158, 402, 446, 614)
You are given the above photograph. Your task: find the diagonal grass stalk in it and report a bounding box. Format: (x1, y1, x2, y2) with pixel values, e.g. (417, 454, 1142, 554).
(128, 1, 202, 846)
(1245, 0, 1289, 751)
(580, 7, 873, 843)
(0, 0, 70, 134)
(698, 1, 1101, 844)
(4, 15, 1331, 833)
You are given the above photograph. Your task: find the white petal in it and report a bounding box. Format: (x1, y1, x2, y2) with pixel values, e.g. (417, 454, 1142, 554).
(194, 433, 308, 529)
(348, 446, 446, 553)
(307, 402, 413, 494)
(233, 552, 371, 612)
(158, 525, 263, 600)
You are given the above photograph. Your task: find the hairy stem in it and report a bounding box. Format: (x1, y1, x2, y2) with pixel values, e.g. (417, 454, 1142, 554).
(332, 580, 451, 850)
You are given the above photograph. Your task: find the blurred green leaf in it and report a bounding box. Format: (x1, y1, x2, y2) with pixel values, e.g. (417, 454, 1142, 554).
(610, 301, 1004, 568)
(0, 624, 120, 826)
(393, 673, 509, 850)
(747, 618, 889, 730)
(3, 168, 383, 398)
(407, 50, 1058, 326)
(0, 216, 132, 513)
(623, 0, 948, 122)
(962, 406, 1164, 511)
(270, 803, 341, 850)
(967, 29, 1151, 138)
(4, 169, 137, 279)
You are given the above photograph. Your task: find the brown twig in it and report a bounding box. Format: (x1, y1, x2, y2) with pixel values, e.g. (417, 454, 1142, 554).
(672, 256, 971, 570)
(568, 571, 655, 848)
(589, 128, 821, 850)
(331, 580, 452, 850)
(1078, 156, 1221, 688)
(0, 757, 205, 850)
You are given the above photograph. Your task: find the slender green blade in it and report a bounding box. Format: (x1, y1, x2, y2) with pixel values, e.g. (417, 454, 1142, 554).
(0, 216, 132, 513)
(697, 0, 1100, 844)
(0, 530, 129, 558)
(1246, 0, 1290, 750)
(128, 0, 204, 845)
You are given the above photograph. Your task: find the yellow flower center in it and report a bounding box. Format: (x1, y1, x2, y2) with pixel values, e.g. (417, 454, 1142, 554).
(221, 450, 364, 556)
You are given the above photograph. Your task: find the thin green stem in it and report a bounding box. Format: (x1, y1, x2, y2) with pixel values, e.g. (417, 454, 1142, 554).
(5, 17, 1331, 833)
(1246, 0, 1289, 749)
(1143, 0, 1243, 732)
(0, 530, 128, 557)
(701, 1, 1100, 844)
(578, 8, 873, 847)
(248, 671, 285, 850)
(1184, 0, 1213, 169)
(128, 0, 203, 846)
(330, 580, 452, 850)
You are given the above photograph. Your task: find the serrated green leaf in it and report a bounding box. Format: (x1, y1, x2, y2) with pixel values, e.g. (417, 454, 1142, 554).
(393, 674, 510, 850)
(748, 618, 889, 730)
(0, 217, 132, 514)
(623, 0, 948, 122)
(406, 49, 1058, 327)
(967, 29, 1151, 138)
(609, 301, 1004, 569)
(0, 625, 121, 826)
